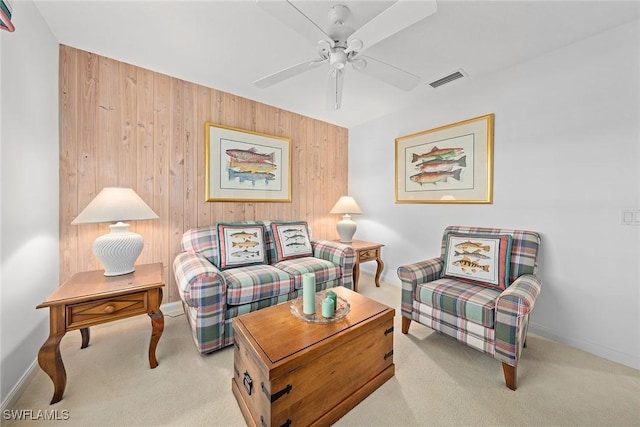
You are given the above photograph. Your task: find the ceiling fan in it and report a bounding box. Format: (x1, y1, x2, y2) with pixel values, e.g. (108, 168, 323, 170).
(254, 0, 437, 110)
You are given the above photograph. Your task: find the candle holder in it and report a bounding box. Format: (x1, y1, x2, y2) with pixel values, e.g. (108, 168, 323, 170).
(290, 290, 350, 324)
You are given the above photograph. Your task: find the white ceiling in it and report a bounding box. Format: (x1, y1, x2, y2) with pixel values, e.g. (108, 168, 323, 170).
(33, 0, 640, 128)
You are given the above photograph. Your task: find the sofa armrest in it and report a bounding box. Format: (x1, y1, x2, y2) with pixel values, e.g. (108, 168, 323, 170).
(397, 257, 443, 288)
(311, 240, 356, 285)
(495, 274, 542, 366)
(496, 274, 541, 317)
(398, 258, 443, 318)
(173, 251, 226, 309)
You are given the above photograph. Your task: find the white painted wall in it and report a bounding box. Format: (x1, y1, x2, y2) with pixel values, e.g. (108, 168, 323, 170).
(350, 20, 640, 369)
(1, 0, 59, 404)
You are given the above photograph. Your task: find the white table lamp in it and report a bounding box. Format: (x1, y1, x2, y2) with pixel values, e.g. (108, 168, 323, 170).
(71, 187, 159, 276)
(330, 196, 362, 243)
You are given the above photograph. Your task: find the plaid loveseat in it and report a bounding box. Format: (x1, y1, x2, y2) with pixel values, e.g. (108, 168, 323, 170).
(398, 226, 541, 390)
(173, 222, 355, 353)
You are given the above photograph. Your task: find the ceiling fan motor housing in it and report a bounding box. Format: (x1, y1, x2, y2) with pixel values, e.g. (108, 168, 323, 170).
(325, 4, 355, 48)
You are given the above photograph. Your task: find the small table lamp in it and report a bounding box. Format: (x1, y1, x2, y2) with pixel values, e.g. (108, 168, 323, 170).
(71, 187, 159, 276)
(330, 196, 362, 243)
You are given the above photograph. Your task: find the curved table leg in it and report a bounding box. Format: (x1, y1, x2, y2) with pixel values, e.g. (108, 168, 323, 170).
(80, 328, 90, 349)
(38, 306, 67, 404)
(374, 258, 384, 287)
(148, 288, 164, 369)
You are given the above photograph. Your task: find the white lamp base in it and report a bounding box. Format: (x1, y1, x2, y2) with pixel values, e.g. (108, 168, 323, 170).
(336, 214, 357, 243)
(92, 222, 144, 276)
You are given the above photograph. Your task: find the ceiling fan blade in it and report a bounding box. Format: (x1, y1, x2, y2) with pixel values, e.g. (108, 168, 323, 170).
(256, 0, 334, 46)
(254, 58, 325, 88)
(326, 69, 345, 110)
(349, 0, 437, 52)
(352, 55, 420, 91)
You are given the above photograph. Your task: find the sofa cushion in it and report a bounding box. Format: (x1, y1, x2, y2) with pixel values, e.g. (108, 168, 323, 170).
(269, 221, 313, 262)
(216, 223, 267, 270)
(442, 233, 512, 290)
(416, 277, 501, 328)
(275, 257, 341, 289)
(223, 264, 295, 306)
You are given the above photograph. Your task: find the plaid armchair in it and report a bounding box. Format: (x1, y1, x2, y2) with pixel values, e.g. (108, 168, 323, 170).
(398, 226, 541, 390)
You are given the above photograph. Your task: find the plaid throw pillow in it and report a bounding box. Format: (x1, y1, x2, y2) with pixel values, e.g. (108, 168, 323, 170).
(442, 233, 513, 290)
(216, 223, 267, 270)
(269, 221, 313, 262)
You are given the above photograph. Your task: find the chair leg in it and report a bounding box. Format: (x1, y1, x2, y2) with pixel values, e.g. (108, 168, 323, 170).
(401, 316, 411, 334)
(502, 363, 517, 391)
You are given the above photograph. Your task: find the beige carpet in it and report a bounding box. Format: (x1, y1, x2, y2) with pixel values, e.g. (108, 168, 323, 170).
(6, 275, 640, 426)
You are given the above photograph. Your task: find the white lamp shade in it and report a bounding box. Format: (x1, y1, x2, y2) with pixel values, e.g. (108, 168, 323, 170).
(330, 196, 362, 215)
(330, 196, 362, 243)
(72, 187, 158, 276)
(72, 187, 159, 224)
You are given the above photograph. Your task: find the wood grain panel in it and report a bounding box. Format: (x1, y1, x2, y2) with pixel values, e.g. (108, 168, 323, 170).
(59, 45, 348, 303)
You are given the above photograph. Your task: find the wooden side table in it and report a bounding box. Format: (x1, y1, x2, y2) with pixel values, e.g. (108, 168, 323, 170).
(335, 240, 385, 292)
(36, 263, 164, 404)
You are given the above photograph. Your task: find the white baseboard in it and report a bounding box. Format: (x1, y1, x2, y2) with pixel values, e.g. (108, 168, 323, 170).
(1, 359, 39, 413)
(161, 300, 184, 317)
(528, 321, 640, 370)
(362, 269, 639, 371)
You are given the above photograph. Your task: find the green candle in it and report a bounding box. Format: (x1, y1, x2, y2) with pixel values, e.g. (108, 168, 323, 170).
(321, 297, 334, 318)
(326, 290, 337, 310)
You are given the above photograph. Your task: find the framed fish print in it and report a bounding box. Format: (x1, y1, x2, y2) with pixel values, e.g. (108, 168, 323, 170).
(395, 114, 494, 204)
(206, 123, 292, 202)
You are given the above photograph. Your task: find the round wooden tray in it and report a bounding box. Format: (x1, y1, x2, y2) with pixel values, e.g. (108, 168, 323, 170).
(290, 292, 350, 324)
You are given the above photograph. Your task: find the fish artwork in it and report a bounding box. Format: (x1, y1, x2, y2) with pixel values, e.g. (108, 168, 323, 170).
(230, 231, 258, 239)
(454, 240, 491, 253)
(286, 241, 306, 247)
(231, 249, 261, 258)
(452, 257, 490, 273)
(229, 158, 277, 173)
(232, 239, 259, 249)
(412, 146, 464, 163)
(228, 169, 276, 185)
(286, 233, 306, 240)
(409, 169, 462, 185)
(226, 147, 275, 164)
(416, 155, 466, 172)
(281, 228, 301, 234)
(454, 250, 490, 259)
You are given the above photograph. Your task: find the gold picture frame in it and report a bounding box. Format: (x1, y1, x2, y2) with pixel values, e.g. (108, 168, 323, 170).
(206, 123, 292, 202)
(395, 114, 494, 204)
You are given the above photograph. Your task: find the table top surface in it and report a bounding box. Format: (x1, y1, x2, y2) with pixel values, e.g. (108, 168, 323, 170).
(234, 286, 393, 364)
(332, 239, 384, 250)
(37, 263, 164, 308)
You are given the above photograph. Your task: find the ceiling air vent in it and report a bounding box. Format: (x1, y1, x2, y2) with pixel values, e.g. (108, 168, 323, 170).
(428, 69, 467, 88)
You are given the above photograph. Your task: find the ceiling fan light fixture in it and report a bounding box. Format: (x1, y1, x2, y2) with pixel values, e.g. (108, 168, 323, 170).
(351, 58, 367, 71)
(345, 38, 363, 53)
(330, 48, 347, 69)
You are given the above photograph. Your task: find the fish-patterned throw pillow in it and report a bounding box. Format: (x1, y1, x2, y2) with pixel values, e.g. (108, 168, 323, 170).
(216, 223, 267, 270)
(269, 221, 313, 262)
(442, 233, 513, 290)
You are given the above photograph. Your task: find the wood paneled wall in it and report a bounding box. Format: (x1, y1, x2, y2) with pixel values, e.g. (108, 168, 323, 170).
(59, 45, 348, 303)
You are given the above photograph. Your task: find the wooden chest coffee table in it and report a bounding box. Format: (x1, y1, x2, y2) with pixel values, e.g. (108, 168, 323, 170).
(232, 286, 395, 427)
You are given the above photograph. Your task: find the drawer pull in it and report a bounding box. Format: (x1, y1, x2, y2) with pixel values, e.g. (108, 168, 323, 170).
(103, 305, 115, 314)
(261, 416, 291, 427)
(243, 371, 253, 395)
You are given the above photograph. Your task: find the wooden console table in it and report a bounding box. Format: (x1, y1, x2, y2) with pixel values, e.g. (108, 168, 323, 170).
(335, 240, 385, 292)
(36, 263, 164, 404)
